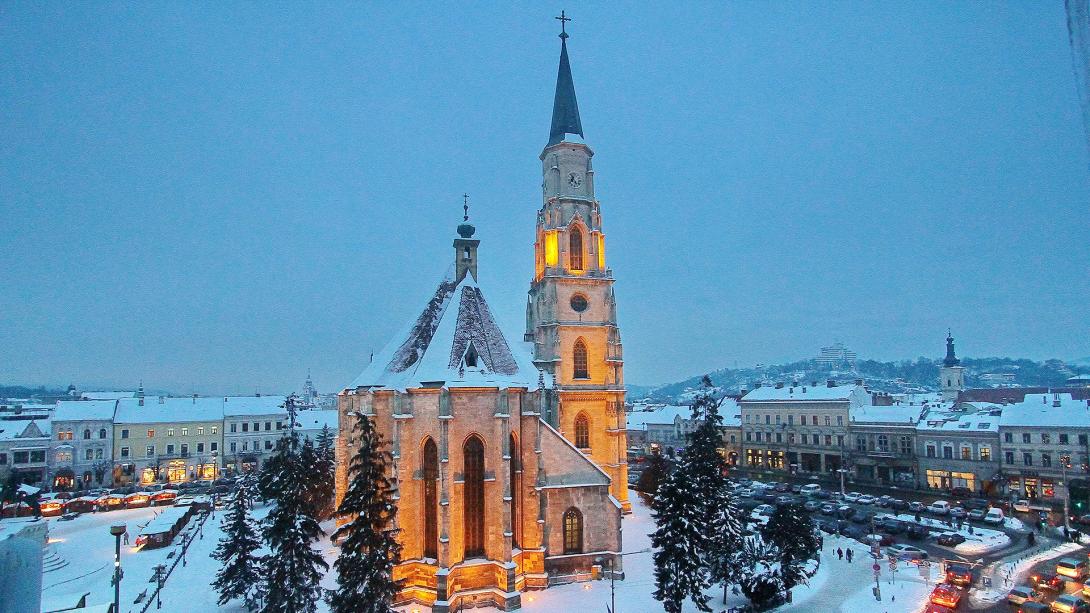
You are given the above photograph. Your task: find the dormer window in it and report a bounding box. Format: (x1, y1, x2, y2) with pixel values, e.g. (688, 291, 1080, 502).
(464, 343, 479, 368)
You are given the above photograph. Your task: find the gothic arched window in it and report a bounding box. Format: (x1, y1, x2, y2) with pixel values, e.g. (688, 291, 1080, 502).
(575, 413, 590, 450)
(573, 339, 589, 379)
(569, 228, 584, 271)
(422, 438, 439, 559)
(463, 435, 485, 558)
(509, 433, 521, 548)
(563, 507, 583, 554)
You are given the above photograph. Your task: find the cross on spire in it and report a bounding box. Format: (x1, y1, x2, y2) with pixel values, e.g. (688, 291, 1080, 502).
(462, 193, 469, 221)
(556, 10, 571, 39)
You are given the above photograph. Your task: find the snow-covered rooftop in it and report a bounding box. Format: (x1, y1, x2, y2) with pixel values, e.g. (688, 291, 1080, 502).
(348, 266, 549, 392)
(850, 404, 927, 425)
(917, 405, 1000, 433)
(221, 395, 287, 417)
(999, 393, 1090, 428)
(0, 419, 50, 440)
(625, 405, 691, 429)
(115, 397, 220, 424)
(297, 409, 338, 434)
(741, 383, 868, 404)
(54, 400, 118, 422)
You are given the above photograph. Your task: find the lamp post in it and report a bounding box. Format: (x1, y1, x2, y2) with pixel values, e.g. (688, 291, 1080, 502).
(109, 524, 126, 612)
(596, 548, 651, 612)
(153, 564, 165, 609)
(837, 468, 849, 498)
(1062, 455, 1072, 532)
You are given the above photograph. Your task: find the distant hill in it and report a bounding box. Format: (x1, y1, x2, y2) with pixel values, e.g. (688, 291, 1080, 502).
(0, 384, 68, 402)
(632, 357, 1090, 404)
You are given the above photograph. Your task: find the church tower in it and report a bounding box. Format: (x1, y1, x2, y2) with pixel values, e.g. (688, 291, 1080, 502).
(940, 331, 966, 402)
(525, 16, 630, 513)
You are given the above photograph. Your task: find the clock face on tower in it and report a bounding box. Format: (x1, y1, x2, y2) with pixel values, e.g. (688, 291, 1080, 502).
(567, 172, 583, 188)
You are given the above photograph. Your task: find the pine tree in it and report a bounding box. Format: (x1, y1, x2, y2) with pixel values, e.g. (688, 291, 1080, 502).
(262, 426, 329, 613)
(328, 411, 402, 613)
(314, 425, 336, 520)
(761, 502, 820, 591)
(651, 466, 711, 613)
(707, 486, 746, 603)
(636, 451, 669, 496)
(737, 535, 786, 609)
(258, 395, 301, 503)
(212, 479, 264, 611)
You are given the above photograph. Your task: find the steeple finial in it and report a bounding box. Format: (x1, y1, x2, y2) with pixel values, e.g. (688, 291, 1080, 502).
(462, 193, 470, 221)
(457, 194, 475, 238)
(944, 330, 960, 367)
(548, 11, 583, 146)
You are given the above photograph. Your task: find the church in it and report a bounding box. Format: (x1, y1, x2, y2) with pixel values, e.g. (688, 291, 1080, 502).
(334, 20, 630, 612)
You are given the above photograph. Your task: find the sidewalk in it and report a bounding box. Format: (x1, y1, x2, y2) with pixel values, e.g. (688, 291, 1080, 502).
(970, 537, 1085, 607)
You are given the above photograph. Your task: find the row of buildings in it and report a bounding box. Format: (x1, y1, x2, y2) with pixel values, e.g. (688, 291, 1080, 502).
(0, 386, 336, 490)
(628, 336, 1090, 505)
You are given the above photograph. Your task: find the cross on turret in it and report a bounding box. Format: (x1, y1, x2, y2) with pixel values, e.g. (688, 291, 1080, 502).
(556, 10, 571, 39)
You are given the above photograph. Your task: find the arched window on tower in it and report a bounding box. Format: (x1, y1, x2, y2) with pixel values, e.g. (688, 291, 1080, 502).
(509, 433, 521, 548)
(422, 438, 439, 559)
(563, 507, 583, 554)
(574, 413, 590, 450)
(463, 435, 485, 558)
(573, 339, 589, 379)
(569, 228, 584, 271)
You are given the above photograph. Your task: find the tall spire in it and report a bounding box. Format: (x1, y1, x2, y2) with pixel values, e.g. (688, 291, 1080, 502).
(943, 330, 960, 367)
(548, 10, 584, 146)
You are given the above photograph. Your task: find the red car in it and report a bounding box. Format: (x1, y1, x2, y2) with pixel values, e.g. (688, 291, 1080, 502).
(1030, 573, 1064, 592)
(930, 583, 963, 609)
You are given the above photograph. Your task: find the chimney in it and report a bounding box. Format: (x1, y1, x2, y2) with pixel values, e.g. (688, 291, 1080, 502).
(827, 379, 836, 388)
(1054, 395, 1061, 408)
(192, 393, 198, 404)
(158, 396, 164, 404)
(811, 381, 817, 387)
(775, 382, 784, 389)
(802, 386, 807, 393)
(855, 378, 864, 386)
(138, 396, 144, 407)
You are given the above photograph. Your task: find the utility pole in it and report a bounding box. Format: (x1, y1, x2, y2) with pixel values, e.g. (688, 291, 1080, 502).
(598, 548, 650, 612)
(109, 524, 126, 612)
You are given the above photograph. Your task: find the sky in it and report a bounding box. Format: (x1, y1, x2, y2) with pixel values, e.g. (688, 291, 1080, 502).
(2, 3, 1088, 394)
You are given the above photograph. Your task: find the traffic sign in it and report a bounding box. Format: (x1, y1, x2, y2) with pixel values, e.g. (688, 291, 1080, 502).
(873, 563, 881, 572)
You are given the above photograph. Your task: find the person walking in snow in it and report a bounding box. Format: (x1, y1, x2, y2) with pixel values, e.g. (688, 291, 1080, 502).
(837, 547, 843, 560)
(846, 548, 853, 563)
(123, 530, 129, 545)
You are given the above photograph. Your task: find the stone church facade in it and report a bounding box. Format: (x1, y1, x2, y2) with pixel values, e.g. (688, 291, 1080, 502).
(335, 26, 628, 612)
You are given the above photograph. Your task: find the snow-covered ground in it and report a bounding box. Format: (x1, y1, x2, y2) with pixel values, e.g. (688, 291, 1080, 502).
(970, 541, 1084, 606)
(878, 512, 1011, 555)
(39, 495, 940, 613)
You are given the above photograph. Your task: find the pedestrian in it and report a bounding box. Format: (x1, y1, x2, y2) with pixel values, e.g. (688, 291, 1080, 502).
(1028, 532, 1036, 546)
(1064, 526, 1070, 542)
(123, 530, 129, 545)
(968, 525, 974, 535)
(847, 549, 853, 563)
(915, 511, 922, 523)
(837, 547, 843, 560)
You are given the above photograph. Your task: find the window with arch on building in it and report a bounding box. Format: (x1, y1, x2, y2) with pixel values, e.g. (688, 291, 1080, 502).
(463, 435, 485, 558)
(573, 339, 589, 379)
(562, 507, 583, 554)
(877, 435, 889, 452)
(569, 227, 583, 271)
(83, 429, 91, 440)
(510, 433, 521, 548)
(422, 438, 439, 559)
(99, 428, 107, 439)
(574, 413, 590, 449)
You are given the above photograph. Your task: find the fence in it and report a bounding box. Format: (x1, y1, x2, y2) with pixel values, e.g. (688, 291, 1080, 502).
(133, 509, 211, 613)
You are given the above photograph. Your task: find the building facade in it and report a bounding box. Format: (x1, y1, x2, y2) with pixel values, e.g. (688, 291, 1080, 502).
(52, 400, 117, 489)
(848, 403, 925, 486)
(998, 393, 1090, 502)
(740, 382, 868, 475)
(222, 396, 288, 474)
(915, 404, 1001, 495)
(113, 396, 224, 485)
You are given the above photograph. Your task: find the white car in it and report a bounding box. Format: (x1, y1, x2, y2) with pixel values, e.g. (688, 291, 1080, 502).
(753, 504, 775, 517)
(857, 495, 876, 505)
(737, 488, 754, 498)
(844, 492, 862, 503)
(1012, 499, 1031, 513)
(800, 484, 822, 496)
(984, 508, 1005, 524)
(927, 500, 950, 515)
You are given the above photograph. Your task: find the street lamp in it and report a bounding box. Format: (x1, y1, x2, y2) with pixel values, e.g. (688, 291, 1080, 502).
(596, 548, 651, 612)
(109, 524, 126, 612)
(837, 468, 850, 497)
(1062, 455, 1072, 532)
(153, 564, 165, 609)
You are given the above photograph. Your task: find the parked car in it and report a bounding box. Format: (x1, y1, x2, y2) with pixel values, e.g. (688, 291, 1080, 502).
(850, 511, 871, 524)
(844, 492, 862, 502)
(863, 533, 894, 546)
(984, 508, 1005, 524)
(906, 525, 929, 540)
(1050, 594, 1090, 613)
(800, 483, 822, 496)
(738, 488, 754, 498)
(753, 504, 775, 517)
(1014, 499, 1033, 513)
(950, 486, 972, 498)
(803, 500, 821, 512)
(962, 498, 990, 510)
(1017, 602, 1049, 613)
(814, 490, 833, 500)
(58, 511, 80, 522)
(930, 583, 963, 609)
(877, 495, 893, 507)
(837, 505, 854, 518)
(790, 484, 802, 494)
(820, 504, 837, 515)
(968, 509, 987, 521)
(890, 498, 909, 511)
(937, 532, 966, 547)
(949, 507, 967, 519)
(775, 495, 795, 506)
(909, 501, 927, 512)
(818, 521, 837, 534)
(774, 482, 791, 493)
(757, 491, 777, 503)
(1032, 573, 1065, 592)
(1007, 585, 1042, 605)
(1056, 557, 1089, 581)
(887, 544, 929, 561)
(928, 500, 951, 515)
(879, 518, 906, 534)
(857, 494, 876, 505)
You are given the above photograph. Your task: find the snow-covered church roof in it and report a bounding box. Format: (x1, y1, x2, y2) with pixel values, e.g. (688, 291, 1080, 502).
(350, 265, 549, 392)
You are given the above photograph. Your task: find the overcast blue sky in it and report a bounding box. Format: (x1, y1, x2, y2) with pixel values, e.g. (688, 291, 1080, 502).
(2, 3, 1088, 394)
